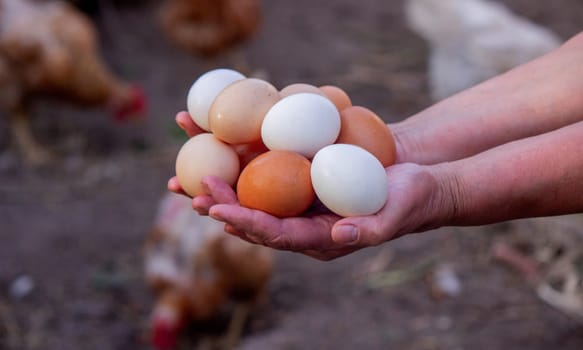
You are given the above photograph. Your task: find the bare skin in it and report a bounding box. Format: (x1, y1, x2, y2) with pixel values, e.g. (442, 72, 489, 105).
(169, 32, 583, 261)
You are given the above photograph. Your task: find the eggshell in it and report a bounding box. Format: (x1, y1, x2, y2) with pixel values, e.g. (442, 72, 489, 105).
(261, 93, 341, 158)
(319, 85, 352, 111)
(175, 133, 240, 197)
(279, 83, 326, 98)
(237, 151, 315, 218)
(311, 144, 388, 217)
(186, 69, 245, 131)
(208, 78, 280, 145)
(336, 106, 397, 167)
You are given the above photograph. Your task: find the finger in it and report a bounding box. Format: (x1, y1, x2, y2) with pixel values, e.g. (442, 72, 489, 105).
(223, 224, 255, 243)
(192, 195, 215, 215)
(167, 177, 188, 197)
(209, 204, 338, 252)
(176, 111, 205, 137)
(222, 224, 268, 246)
(333, 214, 391, 246)
(202, 176, 239, 205)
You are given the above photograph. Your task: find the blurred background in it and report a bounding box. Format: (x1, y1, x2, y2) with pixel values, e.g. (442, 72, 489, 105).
(1, 0, 583, 349)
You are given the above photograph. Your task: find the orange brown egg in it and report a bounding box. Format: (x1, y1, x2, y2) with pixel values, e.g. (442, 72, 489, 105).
(319, 85, 352, 111)
(236, 150, 315, 217)
(335, 106, 396, 167)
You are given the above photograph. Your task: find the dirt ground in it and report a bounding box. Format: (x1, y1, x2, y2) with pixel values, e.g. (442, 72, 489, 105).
(1, 0, 583, 349)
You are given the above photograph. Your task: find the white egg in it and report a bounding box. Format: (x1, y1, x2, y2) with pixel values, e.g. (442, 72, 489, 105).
(311, 144, 388, 217)
(187, 69, 245, 131)
(261, 93, 340, 158)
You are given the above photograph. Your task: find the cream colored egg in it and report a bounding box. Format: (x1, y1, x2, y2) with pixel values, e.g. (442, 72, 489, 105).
(175, 133, 240, 197)
(209, 78, 280, 144)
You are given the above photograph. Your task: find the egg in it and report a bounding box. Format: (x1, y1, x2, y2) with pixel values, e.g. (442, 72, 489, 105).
(237, 151, 315, 218)
(261, 93, 341, 158)
(336, 106, 397, 167)
(209, 78, 280, 144)
(279, 83, 326, 98)
(175, 133, 240, 197)
(186, 68, 245, 131)
(319, 85, 352, 111)
(311, 144, 388, 217)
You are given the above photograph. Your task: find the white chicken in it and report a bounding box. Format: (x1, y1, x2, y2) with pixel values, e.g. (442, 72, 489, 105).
(405, 0, 563, 101)
(144, 192, 274, 350)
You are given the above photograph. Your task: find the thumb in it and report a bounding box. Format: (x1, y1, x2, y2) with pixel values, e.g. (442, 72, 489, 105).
(331, 216, 387, 247)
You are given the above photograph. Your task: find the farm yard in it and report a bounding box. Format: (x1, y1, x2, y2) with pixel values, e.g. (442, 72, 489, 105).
(1, 0, 583, 349)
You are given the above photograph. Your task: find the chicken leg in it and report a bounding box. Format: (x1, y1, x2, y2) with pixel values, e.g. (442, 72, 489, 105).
(218, 302, 252, 350)
(9, 107, 53, 165)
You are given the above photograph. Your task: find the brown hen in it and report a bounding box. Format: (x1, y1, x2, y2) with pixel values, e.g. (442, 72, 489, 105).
(144, 192, 274, 350)
(0, 0, 146, 165)
(159, 0, 261, 71)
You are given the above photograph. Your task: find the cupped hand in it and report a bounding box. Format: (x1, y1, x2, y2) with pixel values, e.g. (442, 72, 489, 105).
(168, 111, 446, 260)
(200, 163, 444, 260)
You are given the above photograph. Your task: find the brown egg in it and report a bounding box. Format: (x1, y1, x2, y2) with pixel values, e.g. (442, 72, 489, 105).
(336, 106, 396, 167)
(237, 151, 315, 217)
(175, 133, 240, 197)
(319, 85, 352, 111)
(232, 139, 270, 168)
(279, 83, 326, 98)
(209, 78, 280, 144)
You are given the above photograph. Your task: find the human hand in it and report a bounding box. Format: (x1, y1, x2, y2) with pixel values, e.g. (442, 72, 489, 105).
(198, 163, 445, 260)
(167, 111, 448, 260)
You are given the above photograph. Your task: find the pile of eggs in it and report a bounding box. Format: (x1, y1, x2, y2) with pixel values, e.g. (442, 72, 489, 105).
(175, 68, 396, 218)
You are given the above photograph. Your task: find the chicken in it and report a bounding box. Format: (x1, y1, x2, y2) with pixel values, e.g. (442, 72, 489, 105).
(405, 0, 562, 101)
(0, 0, 146, 165)
(144, 192, 274, 350)
(159, 0, 261, 72)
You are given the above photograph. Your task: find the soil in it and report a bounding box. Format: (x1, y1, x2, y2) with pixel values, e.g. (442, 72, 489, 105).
(1, 1, 583, 349)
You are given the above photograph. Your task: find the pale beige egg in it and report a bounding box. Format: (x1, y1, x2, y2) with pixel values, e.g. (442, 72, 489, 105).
(279, 83, 326, 98)
(209, 78, 280, 145)
(175, 133, 240, 197)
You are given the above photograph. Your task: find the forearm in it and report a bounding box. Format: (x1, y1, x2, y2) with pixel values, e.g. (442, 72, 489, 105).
(430, 120, 583, 227)
(392, 31, 583, 165)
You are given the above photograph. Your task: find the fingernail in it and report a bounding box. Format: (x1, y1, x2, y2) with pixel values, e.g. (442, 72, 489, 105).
(333, 225, 358, 244)
(201, 179, 211, 195)
(208, 208, 223, 221)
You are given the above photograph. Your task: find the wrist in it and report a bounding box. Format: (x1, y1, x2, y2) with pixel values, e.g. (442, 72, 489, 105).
(388, 121, 422, 164)
(426, 162, 468, 228)
(384, 163, 465, 237)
